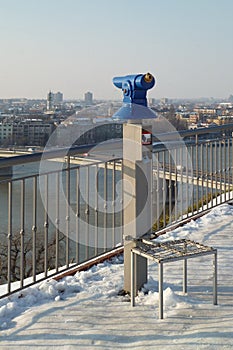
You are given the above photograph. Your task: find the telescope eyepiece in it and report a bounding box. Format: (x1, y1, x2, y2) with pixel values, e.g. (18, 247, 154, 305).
(144, 72, 153, 83)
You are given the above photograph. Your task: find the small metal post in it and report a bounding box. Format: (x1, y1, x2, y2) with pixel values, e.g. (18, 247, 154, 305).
(180, 147, 183, 217)
(55, 172, 60, 272)
(44, 174, 49, 277)
(7, 182, 12, 294)
(120, 159, 123, 245)
(162, 151, 166, 227)
(66, 156, 70, 267)
(210, 142, 213, 206)
(201, 143, 204, 209)
(191, 146, 195, 214)
(205, 142, 209, 208)
(103, 162, 107, 252)
(219, 142, 223, 203)
(94, 165, 99, 256)
(20, 179, 25, 289)
(168, 151, 172, 224)
(183, 258, 187, 294)
(195, 139, 199, 211)
(185, 147, 189, 217)
(76, 167, 80, 262)
(112, 160, 116, 247)
(213, 251, 217, 305)
(228, 138, 231, 199)
(174, 148, 178, 222)
(214, 140, 217, 206)
(131, 250, 135, 307)
(32, 176, 37, 282)
(85, 166, 90, 259)
(223, 139, 227, 202)
(158, 261, 164, 319)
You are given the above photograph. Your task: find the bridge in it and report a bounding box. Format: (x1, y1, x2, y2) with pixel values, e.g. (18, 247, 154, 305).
(156, 165, 233, 191)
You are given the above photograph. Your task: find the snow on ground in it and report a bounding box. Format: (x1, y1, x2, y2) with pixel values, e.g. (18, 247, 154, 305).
(0, 203, 233, 349)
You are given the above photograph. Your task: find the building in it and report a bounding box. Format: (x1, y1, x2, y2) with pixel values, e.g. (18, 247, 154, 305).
(0, 123, 13, 145)
(12, 119, 56, 146)
(189, 112, 199, 124)
(84, 91, 93, 105)
(148, 98, 156, 106)
(160, 97, 169, 105)
(57, 117, 122, 147)
(54, 91, 63, 104)
(47, 91, 63, 111)
(47, 91, 53, 111)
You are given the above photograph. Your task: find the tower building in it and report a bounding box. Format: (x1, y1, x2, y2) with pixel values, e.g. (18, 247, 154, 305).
(47, 91, 53, 111)
(84, 91, 93, 105)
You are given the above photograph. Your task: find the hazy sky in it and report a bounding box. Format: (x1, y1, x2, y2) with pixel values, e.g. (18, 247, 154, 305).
(0, 0, 232, 100)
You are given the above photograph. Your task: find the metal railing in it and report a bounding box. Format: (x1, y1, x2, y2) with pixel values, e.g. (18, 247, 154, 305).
(152, 127, 233, 233)
(0, 124, 233, 298)
(0, 151, 123, 298)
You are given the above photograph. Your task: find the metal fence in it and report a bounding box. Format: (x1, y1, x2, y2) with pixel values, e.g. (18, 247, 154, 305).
(0, 124, 233, 298)
(0, 154, 123, 298)
(152, 130, 233, 233)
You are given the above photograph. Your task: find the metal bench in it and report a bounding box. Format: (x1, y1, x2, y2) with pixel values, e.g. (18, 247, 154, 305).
(131, 239, 217, 319)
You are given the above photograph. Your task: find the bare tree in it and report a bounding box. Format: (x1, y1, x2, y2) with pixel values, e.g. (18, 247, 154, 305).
(0, 230, 66, 284)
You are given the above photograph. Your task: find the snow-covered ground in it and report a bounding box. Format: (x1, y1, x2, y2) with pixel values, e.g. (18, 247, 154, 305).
(1, 203, 233, 349)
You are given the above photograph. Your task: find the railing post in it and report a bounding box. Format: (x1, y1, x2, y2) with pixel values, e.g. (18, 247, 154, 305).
(131, 250, 135, 307)
(158, 261, 164, 319)
(183, 258, 187, 294)
(66, 156, 70, 267)
(20, 179, 25, 289)
(7, 182, 12, 293)
(32, 176, 37, 282)
(55, 172, 60, 272)
(44, 174, 49, 278)
(213, 251, 218, 305)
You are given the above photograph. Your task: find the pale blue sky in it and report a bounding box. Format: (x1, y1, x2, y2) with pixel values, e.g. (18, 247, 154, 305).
(0, 0, 232, 100)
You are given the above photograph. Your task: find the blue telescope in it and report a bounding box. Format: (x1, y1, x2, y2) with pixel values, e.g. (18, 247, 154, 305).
(112, 73, 157, 120)
(113, 73, 155, 106)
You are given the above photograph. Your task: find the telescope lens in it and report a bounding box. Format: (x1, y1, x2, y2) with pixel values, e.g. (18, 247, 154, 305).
(144, 73, 153, 83)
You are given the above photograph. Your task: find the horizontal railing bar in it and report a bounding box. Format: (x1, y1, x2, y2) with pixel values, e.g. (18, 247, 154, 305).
(153, 137, 232, 152)
(154, 123, 233, 141)
(0, 157, 122, 184)
(0, 143, 101, 169)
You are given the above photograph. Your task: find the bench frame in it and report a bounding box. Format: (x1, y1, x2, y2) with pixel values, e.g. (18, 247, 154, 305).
(131, 239, 217, 319)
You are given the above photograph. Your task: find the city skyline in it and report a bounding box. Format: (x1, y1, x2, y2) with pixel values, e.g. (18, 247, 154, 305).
(0, 0, 232, 100)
